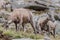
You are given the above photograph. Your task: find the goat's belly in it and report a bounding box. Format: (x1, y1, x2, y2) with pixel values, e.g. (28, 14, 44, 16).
(23, 17, 30, 23)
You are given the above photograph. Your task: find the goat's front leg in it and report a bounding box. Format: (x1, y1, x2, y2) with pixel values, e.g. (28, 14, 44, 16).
(37, 23, 41, 34)
(19, 18, 23, 31)
(14, 23, 18, 31)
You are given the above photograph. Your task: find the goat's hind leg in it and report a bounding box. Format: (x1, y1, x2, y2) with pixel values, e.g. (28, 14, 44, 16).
(22, 23, 26, 32)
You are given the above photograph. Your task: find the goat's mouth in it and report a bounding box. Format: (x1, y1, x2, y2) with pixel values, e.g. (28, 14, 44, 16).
(1, 24, 4, 27)
(3, 24, 9, 29)
(2, 23, 5, 27)
(2, 23, 9, 28)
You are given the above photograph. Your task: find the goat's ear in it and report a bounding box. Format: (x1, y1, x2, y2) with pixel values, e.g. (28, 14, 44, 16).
(10, 5, 13, 12)
(11, 7, 13, 12)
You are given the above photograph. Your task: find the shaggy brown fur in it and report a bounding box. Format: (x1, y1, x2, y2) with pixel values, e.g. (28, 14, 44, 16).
(36, 15, 50, 34)
(3, 8, 37, 33)
(47, 20, 56, 38)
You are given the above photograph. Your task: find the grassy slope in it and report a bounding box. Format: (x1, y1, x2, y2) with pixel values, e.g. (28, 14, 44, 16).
(0, 24, 60, 40)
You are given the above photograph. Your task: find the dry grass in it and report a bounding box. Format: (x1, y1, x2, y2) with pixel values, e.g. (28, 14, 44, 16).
(0, 24, 60, 40)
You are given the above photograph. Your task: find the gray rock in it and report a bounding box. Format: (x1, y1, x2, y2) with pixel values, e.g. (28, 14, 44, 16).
(10, 0, 48, 11)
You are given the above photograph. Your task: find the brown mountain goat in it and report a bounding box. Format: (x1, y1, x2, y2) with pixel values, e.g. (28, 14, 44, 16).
(36, 14, 50, 34)
(2, 8, 37, 33)
(47, 20, 57, 38)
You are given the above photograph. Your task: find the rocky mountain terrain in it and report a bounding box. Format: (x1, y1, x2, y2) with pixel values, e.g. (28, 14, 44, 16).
(0, 0, 60, 40)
